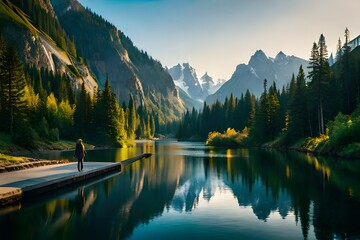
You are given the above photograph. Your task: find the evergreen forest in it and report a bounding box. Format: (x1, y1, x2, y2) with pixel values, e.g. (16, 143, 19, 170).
(0, 33, 156, 149)
(177, 30, 360, 157)
(1, 0, 360, 159)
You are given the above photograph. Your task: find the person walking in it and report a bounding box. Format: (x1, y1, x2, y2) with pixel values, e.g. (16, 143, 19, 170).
(74, 139, 85, 172)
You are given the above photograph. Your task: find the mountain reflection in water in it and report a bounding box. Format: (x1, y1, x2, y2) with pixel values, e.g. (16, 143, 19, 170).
(1, 141, 360, 240)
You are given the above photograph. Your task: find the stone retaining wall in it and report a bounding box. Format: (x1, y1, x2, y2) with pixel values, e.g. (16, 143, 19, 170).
(0, 159, 69, 173)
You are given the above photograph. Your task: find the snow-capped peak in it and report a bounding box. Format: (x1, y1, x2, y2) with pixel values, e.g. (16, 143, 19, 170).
(168, 64, 226, 101)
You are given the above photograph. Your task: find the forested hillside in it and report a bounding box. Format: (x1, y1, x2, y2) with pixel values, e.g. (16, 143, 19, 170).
(177, 30, 360, 157)
(0, 0, 176, 149)
(51, 0, 184, 124)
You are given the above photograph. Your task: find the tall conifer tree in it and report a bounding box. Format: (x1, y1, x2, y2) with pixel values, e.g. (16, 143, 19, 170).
(287, 66, 309, 140)
(341, 27, 354, 113)
(94, 79, 125, 146)
(127, 95, 137, 139)
(0, 46, 27, 139)
(0, 35, 6, 128)
(308, 35, 330, 135)
(267, 82, 280, 139)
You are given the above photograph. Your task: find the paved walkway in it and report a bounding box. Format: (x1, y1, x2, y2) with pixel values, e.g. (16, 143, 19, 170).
(0, 153, 151, 207)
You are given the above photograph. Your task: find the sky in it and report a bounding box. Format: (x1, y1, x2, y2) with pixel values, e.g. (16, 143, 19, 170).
(77, 0, 360, 81)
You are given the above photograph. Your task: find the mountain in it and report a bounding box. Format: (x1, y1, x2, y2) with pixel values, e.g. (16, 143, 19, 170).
(168, 63, 205, 101)
(168, 63, 225, 108)
(0, 0, 98, 95)
(206, 50, 309, 104)
(0, 0, 184, 123)
(200, 72, 226, 95)
(176, 87, 203, 111)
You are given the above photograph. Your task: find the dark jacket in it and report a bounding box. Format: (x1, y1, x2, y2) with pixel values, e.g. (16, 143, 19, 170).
(74, 142, 85, 159)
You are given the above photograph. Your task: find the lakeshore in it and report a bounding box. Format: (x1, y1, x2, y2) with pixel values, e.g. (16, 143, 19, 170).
(0, 153, 151, 207)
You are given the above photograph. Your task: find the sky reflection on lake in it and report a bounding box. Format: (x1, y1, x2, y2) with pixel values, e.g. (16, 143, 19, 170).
(1, 141, 360, 240)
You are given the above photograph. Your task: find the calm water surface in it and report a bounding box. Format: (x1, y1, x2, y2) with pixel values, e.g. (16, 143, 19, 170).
(1, 141, 360, 240)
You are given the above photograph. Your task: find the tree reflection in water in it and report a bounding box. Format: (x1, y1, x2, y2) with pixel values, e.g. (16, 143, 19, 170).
(0, 141, 360, 240)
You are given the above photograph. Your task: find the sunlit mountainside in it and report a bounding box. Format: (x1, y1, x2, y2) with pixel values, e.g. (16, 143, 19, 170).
(0, 0, 185, 124)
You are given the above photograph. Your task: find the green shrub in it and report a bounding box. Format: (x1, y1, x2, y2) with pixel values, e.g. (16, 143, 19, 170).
(206, 128, 248, 147)
(326, 111, 360, 151)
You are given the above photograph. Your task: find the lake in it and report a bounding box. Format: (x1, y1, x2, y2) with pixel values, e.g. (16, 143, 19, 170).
(1, 140, 360, 239)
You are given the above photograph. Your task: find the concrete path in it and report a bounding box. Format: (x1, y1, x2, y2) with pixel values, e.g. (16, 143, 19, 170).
(0, 153, 151, 207)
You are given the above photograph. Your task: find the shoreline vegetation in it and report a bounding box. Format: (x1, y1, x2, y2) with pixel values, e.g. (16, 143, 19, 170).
(176, 30, 360, 161)
(1, 129, 358, 174)
(205, 126, 360, 160)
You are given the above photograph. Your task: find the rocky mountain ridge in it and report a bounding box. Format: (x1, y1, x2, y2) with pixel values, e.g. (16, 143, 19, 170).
(168, 63, 225, 103)
(206, 50, 309, 104)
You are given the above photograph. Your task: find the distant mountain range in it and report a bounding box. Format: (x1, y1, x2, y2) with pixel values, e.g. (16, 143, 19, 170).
(167, 63, 225, 105)
(168, 51, 309, 108)
(206, 50, 309, 104)
(0, 0, 310, 116)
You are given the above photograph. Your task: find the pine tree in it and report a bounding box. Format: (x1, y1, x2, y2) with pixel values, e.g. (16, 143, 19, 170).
(68, 37, 77, 58)
(211, 100, 223, 132)
(278, 85, 288, 133)
(266, 82, 280, 140)
(0, 46, 27, 139)
(200, 102, 211, 139)
(343, 28, 351, 55)
(227, 93, 236, 128)
(57, 99, 75, 138)
(248, 94, 256, 129)
(46, 92, 58, 129)
(150, 115, 155, 138)
(317, 34, 331, 134)
(243, 90, 251, 128)
(251, 79, 269, 142)
(74, 83, 88, 137)
(118, 107, 126, 143)
(287, 66, 309, 141)
(341, 27, 354, 114)
(335, 38, 342, 62)
(127, 95, 137, 139)
(307, 35, 330, 135)
(93, 79, 125, 146)
(0, 35, 7, 128)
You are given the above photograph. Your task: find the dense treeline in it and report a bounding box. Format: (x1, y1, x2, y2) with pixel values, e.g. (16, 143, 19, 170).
(55, 2, 182, 126)
(177, 91, 256, 141)
(0, 34, 156, 148)
(177, 29, 360, 152)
